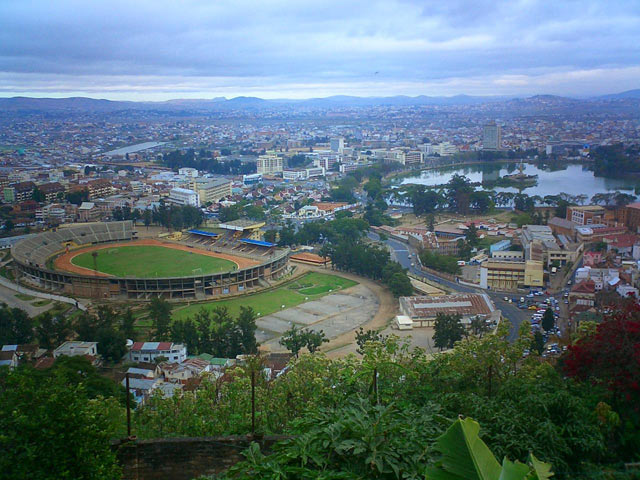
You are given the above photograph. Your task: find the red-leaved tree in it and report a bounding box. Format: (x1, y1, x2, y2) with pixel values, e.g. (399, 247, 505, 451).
(564, 302, 640, 409)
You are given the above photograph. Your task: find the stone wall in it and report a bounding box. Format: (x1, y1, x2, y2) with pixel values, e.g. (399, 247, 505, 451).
(113, 435, 288, 480)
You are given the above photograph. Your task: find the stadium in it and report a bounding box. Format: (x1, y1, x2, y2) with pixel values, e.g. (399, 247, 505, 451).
(11, 220, 290, 300)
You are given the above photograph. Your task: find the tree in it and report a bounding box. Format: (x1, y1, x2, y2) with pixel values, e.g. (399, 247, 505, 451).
(542, 307, 555, 332)
(433, 313, 465, 350)
(120, 308, 136, 340)
(279, 325, 327, 357)
(148, 296, 171, 341)
(387, 272, 414, 297)
(0, 365, 123, 480)
(96, 327, 127, 364)
(0, 305, 33, 345)
(355, 327, 388, 355)
(466, 222, 479, 247)
(304, 329, 328, 353)
(531, 330, 545, 355)
(427, 213, 435, 232)
(36, 312, 71, 350)
(32, 186, 45, 202)
(263, 229, 277, 243)
(237, 306, 258, 354)
(279, 325, 307, 357)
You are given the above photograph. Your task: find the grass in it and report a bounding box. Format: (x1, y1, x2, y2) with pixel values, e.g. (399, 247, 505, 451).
(32, 299, 52, 307)
(15, 293, 36, 301)
(173, 272, 358, 320)
(71, 245, 237, 278)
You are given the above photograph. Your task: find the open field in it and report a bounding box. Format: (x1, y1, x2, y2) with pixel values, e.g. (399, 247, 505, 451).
(172, 272, 357, 320)
(71, 245, 237, 278)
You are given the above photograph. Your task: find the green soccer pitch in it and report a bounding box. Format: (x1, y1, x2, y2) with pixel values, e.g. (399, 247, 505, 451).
(70, 245, 237, 278)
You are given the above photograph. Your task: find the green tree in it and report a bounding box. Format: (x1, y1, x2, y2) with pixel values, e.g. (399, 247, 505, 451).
(542, 307, 555, 332)
(531, 330, 545, 355)
(0, 305, 33, 344)
(0, 365, 123, 480)
(466, 222, 479, 247)
(36, 312, 71, 350)
(148, 296, 172, 341)
(387, 272, 414, 297)
(237, 306, 258, 354)
(433, 313, 465, 350)
(355, 327, 388, 355)
(304, 329, 328, 353)
(120, 308, 136, 340)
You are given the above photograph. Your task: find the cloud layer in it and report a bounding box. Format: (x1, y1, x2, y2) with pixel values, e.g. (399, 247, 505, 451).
(1, 0, 638, 99)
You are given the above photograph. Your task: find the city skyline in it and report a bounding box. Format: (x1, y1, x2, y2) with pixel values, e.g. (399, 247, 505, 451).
(1, 0, 639, 100)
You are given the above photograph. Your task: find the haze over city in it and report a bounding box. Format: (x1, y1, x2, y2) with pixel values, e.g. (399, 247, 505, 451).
(1, 0, 639, 100)
(1, 2, 640, 480)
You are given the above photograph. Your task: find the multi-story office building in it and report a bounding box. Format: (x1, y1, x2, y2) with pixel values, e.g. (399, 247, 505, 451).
(566, 205, 606, 225)
(191, 177, 231, 205)
(479, 259, 543, 290)
(482, 123, 502, 151)
(257, 154, 283, 174)
(4, 181, 36, 203)
(167, 187, 200, 207)
(330, 137, 345, 153)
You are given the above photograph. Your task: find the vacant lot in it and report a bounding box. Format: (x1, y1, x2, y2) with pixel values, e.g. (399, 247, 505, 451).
(71, 245, 237, 278)
(172, 272, 357, 320)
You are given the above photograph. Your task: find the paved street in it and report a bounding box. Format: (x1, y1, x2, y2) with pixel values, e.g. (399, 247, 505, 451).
(368, 232, 531, 341)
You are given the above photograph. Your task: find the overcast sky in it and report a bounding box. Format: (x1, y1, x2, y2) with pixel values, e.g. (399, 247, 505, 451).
(0, 0, 638, 100)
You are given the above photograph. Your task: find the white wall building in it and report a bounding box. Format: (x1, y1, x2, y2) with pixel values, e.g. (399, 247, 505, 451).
(53, 341, 98, 358)
(178, 167, 199, 178)
(257, 154, 283, 174)
(128, 342, 187, 363)
(167, 187, 200, 207)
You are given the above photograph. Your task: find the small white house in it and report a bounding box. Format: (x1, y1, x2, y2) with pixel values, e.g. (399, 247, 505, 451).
(53, 341, 98, 358)
(394, 315, 414, 330)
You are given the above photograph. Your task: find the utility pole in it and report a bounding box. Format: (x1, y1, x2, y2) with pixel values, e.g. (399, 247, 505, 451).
(125, 373, 132, 438)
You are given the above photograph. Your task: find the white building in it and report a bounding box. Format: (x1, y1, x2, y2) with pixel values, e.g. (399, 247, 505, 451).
(167, 187, 200, 207)
(433, 142, 458, 156)
(53, 341, 98, 358)
(283, 169, 307, 181)
(178, 167, 199, 178)
(482, 123, 502, 151)
(128, 342, 187, 363)
(257, 154, 283, 174)
(330, 137, 345, 153)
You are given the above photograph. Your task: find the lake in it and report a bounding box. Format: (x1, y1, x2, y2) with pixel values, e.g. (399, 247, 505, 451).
(103, 141, 166, 156)
(400, 162, 639, 199)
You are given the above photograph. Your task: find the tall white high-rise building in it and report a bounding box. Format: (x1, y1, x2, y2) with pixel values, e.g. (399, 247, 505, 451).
(256, 154, 283, 174)
(482, 123, 502, 150)
(330, 137, 345, 153)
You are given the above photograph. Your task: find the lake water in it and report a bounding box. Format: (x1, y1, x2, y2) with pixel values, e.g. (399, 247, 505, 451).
(400, 162, 639, 199)
(103, 141, 166, 156)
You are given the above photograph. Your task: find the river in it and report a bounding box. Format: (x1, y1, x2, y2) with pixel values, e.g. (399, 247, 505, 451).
(399, 162, 639, 199)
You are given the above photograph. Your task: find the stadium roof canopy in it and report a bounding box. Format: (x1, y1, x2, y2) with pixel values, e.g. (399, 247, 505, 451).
(218, 219, 265, 231)
(240, 238, 276, 247)
(188, 229, 219, 237)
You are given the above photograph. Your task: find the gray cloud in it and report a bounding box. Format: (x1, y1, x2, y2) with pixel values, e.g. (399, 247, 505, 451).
(0, 0, 638, 98)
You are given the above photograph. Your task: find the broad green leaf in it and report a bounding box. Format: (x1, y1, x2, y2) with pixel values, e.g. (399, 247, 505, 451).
(498, 458, 530, 480)
(425, 417, 502, 480)
(526, 454, 554, 479)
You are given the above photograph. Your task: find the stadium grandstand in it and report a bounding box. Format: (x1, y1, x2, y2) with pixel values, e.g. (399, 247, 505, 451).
(11, 221, 290, 300)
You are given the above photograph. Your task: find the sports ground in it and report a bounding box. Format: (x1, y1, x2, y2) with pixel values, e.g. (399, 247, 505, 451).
(172, 271, 358, 319)
(54, 239, 254, 278)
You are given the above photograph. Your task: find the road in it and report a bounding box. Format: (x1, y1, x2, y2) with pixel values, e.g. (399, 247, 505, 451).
(368, 232, 530, 341)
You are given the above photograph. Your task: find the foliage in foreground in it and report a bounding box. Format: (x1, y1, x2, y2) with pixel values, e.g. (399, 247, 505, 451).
(220, 413, 554, 480)
(0, 363, 124, 480)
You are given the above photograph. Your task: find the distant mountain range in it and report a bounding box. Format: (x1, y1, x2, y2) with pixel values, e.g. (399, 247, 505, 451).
(0, 90, 638, 113)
